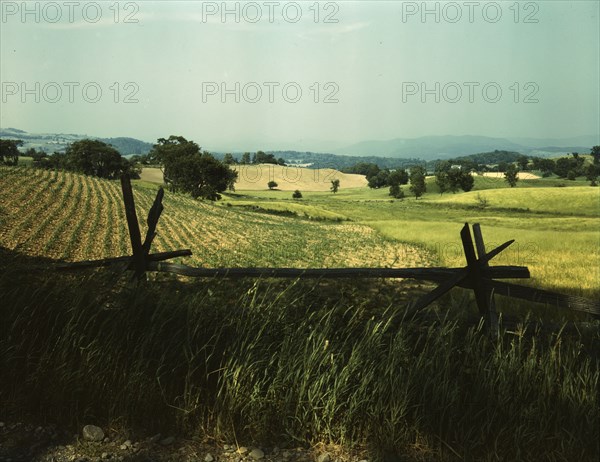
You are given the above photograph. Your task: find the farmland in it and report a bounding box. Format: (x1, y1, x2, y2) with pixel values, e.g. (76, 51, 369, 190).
(1, 164, 599, 461)
(216, 175, 600, 302)
(0, 167, 430, 269)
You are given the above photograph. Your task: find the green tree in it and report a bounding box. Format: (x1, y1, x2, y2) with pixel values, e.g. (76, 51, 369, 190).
(368, 170, 389, 189)
(409, 166, 427, 199)
(517, 155, 529, 171)
(330, 179, 340, 193)
(591, 146, 600, 165)
(446, 168, 462, 193)
(254, 151, 280, 165)
(434, 161, 450, 195)
(532, 157, 555, 177)
(0, 139, 23, 165)
(65, 139, 138, 179)
(292, 190, 302, 199)
(585, 164, 598, 186)
(504, 164, 519, 187)
(267, 180, 278, 190)
(459, 171, 475, 192)
(435, 171, 449, 195)
(223, 153, 235, 165)
(148, 136, 237, 199)
(388, 169, 409, 186)
(389, 183, 405, 199)
(241, 152, 251, 164)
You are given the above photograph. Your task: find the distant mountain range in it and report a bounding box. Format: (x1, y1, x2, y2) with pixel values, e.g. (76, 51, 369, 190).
(332, 135, 597, 160)
(1, 128, 596, 162)
(0, 128, 153, 156)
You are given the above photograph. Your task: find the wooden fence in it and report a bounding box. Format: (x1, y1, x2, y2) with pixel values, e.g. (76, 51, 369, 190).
(56, 176, 600, 326)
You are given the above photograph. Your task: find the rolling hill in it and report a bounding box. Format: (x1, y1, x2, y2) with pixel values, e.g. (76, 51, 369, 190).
(140, 164, 369, 191)
(333, 135, 596, 160)
(0, 166, 425, 269)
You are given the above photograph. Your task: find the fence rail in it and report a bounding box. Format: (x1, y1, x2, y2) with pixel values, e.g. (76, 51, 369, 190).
(54, 175, 600, 324)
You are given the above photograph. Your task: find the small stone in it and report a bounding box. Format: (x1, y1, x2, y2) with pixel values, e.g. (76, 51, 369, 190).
(103, 437, 110, 443)
(282, 451, 291, 459)
(123, 440, 132, 448)
(83, 425, 105, 442)
(204, 453, 214, 462)
(119, 444, 128, 450)
(160, 436, 175, 446)
(101, 453, 110, 459)
(250, 448, 265, 460)
(317, 453, 331, 462)
(237, 447, 248, 455)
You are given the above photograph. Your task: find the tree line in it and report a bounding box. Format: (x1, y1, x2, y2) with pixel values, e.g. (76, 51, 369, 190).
(0, 136, 239, 200)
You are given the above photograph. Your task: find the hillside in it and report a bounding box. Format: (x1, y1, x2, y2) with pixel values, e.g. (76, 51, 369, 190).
(333, 135, 595, 160)
(0, 128, 153, 155)
(0, 167, 425, 269)
(141, 164, 369, 191)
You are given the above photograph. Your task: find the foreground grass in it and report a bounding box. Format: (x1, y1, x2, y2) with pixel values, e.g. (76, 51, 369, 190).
(0, 250, 598, 461)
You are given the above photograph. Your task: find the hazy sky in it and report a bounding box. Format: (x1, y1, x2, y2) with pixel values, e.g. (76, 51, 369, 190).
(1, 0, 598, 151)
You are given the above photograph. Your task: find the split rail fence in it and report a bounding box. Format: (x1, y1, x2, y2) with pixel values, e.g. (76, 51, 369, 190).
(56, 176, 600, 326)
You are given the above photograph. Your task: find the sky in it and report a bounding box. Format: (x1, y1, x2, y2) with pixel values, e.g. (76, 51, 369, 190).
(1, 0, 599, 152)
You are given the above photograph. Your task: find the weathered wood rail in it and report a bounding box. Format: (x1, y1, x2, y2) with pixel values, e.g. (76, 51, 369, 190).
(55, 175, 600, 322)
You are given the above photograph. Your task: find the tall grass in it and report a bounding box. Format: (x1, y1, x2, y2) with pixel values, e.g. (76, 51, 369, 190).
(1, 251, 598, 461)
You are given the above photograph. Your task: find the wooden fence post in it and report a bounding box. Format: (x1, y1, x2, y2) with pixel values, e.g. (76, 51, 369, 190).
(472, 223, 499, 334)
(120, 175, 146, 280)
(460, 223, 494, 327)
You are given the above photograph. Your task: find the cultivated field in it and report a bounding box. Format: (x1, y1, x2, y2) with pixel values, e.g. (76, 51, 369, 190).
(141, 165, 369, 191)
(1, 164, 598, 462)
(0, 167, 427, 269)
(223, 177, 600, 302)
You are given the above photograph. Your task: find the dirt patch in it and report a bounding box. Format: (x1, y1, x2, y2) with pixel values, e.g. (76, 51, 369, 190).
(481, 172, 540, 180)
(139, 168, 164, 184)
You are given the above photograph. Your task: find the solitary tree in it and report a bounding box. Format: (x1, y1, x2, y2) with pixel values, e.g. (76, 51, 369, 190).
(585, 164, 598, 186)
(223, 153, 236, 165)
(292, 190, 302, 199)
(241, 152, 251, 164)
(409, 166, 427, 199)
(148, 135, 237, 199)
(459, 172, 475, 192)
(0, 139, 23, 165)
(268, 180, 278, 190)
(446, 168, 462, 194)
(330, 179, 340, 193)
(389, 183, 405, 199)
(504, 164, 519, 187)
(435, 171, 449, 195)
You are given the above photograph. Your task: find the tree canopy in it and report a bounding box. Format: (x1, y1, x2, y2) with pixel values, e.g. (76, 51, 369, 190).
(0, 139, 23, 165)
(409, 166, 427, 199)
(148, 136, 237, 200)
(64, 139, 138, 179)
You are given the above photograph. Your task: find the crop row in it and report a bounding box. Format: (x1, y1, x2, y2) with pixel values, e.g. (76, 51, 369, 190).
(0, 168, 428, 269)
